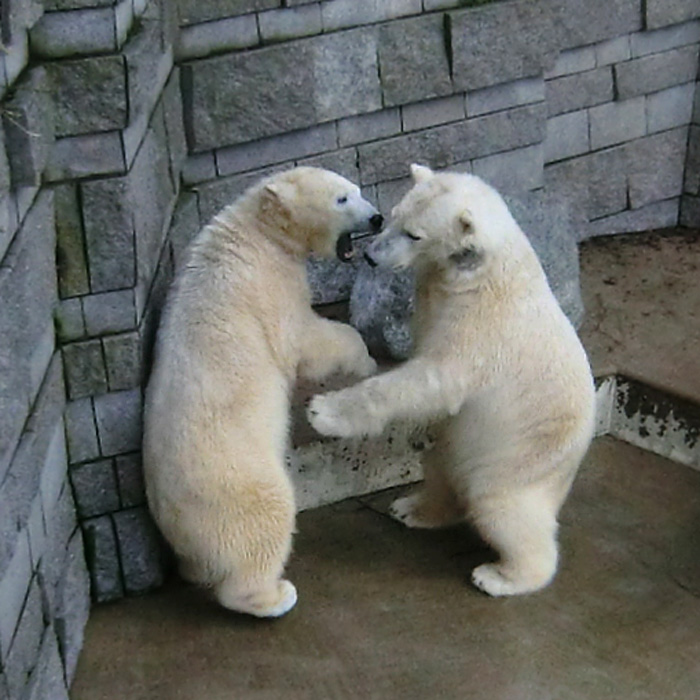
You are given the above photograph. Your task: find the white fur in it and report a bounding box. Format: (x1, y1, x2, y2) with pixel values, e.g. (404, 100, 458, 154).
(308, 166, 595, 597)
(143, 167, 378, 617)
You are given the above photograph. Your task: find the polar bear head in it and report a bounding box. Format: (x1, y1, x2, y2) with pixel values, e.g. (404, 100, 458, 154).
(259, 167, 383, 262)
(364, 164, 520, 284)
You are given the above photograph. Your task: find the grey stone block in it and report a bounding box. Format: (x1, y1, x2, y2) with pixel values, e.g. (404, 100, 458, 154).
(645, 0, 699, 29)
(402, 95, 465, 132)
(2, 66, 54, 187)
(321, 0, 421, 31)
(588, 198, 679, 236)
(647, 82, 695, 134)
(0, 192, 57, 482)
(358, 103, 546, 185)
(48, 55, 127, 138)
(103, 332, 143, 392)
(162, 69, 188, 191)
(544, 110, 590, 163)
(546, 67, 613, 116)
(685, 126, 700, 195)
(216, 123, 337, 177)
(62, 340, 108, 400)
(80, 176, 135, 293)
(93, 388, 142, 456)
(472, 144, 544, 194)
(113, 508, 165, 594)
(545, 46, 596, 79)
(424, 0, 462, 8)
(615, 45, 700, 99)
(589, 97, 647, 151)
(176, 14, 258, 60)
(350, 186, 586, 359)
(376, 176, 412, 213)
(553, 0, 643, 51)
(25, 627, 69, 700)
(182, 152, 217, 185)
(631, 19, 700, 57)
(169, 192, 201, 267)
(176, 0, 277, 25)
(43, 0, 114, 8)
(82, 290, 137, 337)
(466, 77, 544, 117)
(54, 184, 90, 299)
(296, 147, 360, 184)
(183, 28, 381, 151)
(39, 422, 69, 521)
(64, 399, 100, 465)
(259, 4, 321, 43)
(306, 243, 368, 306)
(29, 5, 119, 57)
(0, 127, 15, 261)
(46, 131, 126, 182)
(338, 109, 401, 147)
(548, 145, 628, 223)
(196, 165, 287, 223)
(27, 495, 46, 569)
(450, 1, 558, 92)
(4, 576, 44, 699)
(378, 14, 452, 107)
(71, 459, 120, 518)
(81, 516, 123, 602)
(627, 128, 687, 209)
(0, 531, 31, 658)
(53, 530, 89, 684)
(131, 115, 178, 294)
(115, 453, 146, 508)
(680, 194, 700, 226)
(595, 36, 631, 67)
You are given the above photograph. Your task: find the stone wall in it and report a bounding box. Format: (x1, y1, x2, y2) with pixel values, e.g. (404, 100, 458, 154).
(0, 0, 699, 693)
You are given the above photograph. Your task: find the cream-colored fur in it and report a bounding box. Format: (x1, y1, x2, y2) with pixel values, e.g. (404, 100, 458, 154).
(309, 165, 595, 597)
(143, 167, 379, 617)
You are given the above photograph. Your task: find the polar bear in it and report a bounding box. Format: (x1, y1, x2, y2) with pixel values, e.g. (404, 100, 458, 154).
(308, 165, 595, 597)
(143, 167, 382, 617)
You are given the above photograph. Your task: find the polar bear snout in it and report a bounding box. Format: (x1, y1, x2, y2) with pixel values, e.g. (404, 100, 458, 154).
(370, 213, 384, 231)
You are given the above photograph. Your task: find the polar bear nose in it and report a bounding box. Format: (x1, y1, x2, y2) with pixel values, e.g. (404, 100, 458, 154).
(370, 214, 384, 232)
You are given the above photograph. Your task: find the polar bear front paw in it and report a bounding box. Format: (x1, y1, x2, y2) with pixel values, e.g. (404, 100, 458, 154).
(353, 353, 378, 379)
(307, 393, 358, 438)
(390, 494, 443, 529)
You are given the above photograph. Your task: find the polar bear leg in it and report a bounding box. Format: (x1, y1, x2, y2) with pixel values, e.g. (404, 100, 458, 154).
(390, 449, 463, 529)
(215, 577, 298, 619)
(470, 488, 559, 597)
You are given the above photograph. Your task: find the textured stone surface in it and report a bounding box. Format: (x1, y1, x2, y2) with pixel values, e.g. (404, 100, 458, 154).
(176, 0, 277, 25)
(338, 109, 402, 147)
(46, 131, 126, 182)
(177, 14, 258, 60)
(321, 0, 421, 31)
(49, 55, 127, 137)
(54, 184, 90, 299)
(168, 192, 200, 266)
(82, 516, 123, 602)
(472, 144, 544, 194)
(378, 14, 452, 107)
(645, 0, 699, 29)
(71, 460, 120, 518)
(64, 399, 100, 465)
(630, 19, 700, 57)
(589, 97, 646, 151)
(93, 389, 142, 457)
(544, 110, 590, 163)
(647, 82, 695, 134)
(62, 340, 108, 399)
(587, 199, 680, 237)
(615, 45, 699, 100)
(82, 290, 137, 337)
(595, 36, 631, 66)
(466, 77, 544, 117)
(2, 67, 54, 187)
(553, 0, 643, 50)
(113, 508, 165, 594)
(0, 192, 56, 482)
(546, 67, 614, 116)
(350, 187, 585, 360)
(183, 28, 381, 150)
(26, 628, 69, 700)
(402, 95, 466, 132)
(103, 332, 143, 392)
(115, 454, 146, 508)
(259, 4, 321, 43)
(0, 532, 31, 659)
(358, 103, 546, 185)
(450, 1, 558, 91)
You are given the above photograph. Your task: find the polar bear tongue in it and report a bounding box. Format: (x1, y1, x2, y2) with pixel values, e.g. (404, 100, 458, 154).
(336, 233, 355, 262)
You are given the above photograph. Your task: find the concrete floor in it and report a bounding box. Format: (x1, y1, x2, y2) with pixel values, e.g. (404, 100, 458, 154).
(72, 230, 700, 699)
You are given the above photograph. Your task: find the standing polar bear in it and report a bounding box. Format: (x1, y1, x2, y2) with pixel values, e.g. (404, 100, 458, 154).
(309, 165, 595, 597)
(144, 167, 381, 617)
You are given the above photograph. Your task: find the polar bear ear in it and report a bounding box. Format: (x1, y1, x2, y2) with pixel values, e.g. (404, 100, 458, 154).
(459, 210, 474, 235)
(263, 181, 295, 206)
(410, 163, 434, 184)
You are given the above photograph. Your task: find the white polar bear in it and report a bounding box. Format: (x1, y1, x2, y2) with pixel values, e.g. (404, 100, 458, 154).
(143, 167, 382, 617)
(308, 165, 595, 597)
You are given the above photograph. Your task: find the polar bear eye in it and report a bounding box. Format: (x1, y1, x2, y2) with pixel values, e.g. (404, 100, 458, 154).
(336, 195, 348, 205)
(404, 231, 421, 241)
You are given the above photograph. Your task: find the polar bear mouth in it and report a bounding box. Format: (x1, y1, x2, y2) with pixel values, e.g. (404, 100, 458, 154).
(336, 231, 378, 263)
